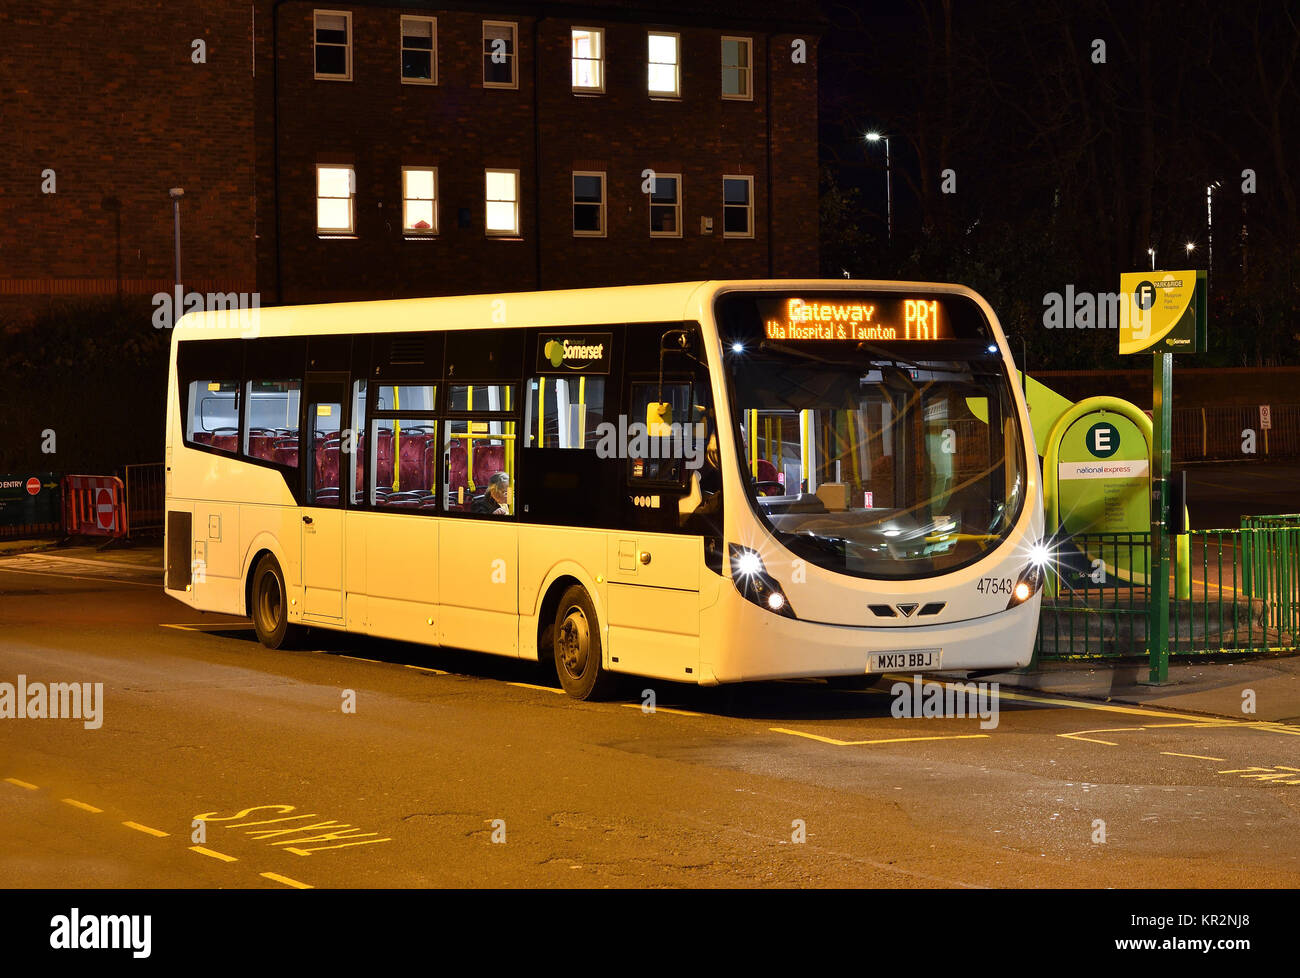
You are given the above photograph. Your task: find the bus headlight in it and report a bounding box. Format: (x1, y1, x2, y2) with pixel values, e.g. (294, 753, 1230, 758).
(1006, 560, 1045, 609)
(729, 544, 796, 618)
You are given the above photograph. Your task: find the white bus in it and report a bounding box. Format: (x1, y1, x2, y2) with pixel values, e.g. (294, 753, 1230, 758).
(164, 280, 1045, 699)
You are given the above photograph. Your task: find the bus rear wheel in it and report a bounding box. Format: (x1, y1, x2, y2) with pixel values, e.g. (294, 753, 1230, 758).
(250, 554, 304, 650)
(552, 585, 617, 700)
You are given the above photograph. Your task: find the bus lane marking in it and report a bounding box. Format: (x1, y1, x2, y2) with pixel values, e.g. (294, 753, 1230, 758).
(506, 682, 566, 695)
(61, 798, 103, 813)
(194, 804, 393, 856)
(1218, 765, 1300, 785)
(122, 821, 170, 838)
(4, 777, 39, 790)
(770, 727, 990, 747)
(190, 846, 238, 862)
(261, 872, 314, 889)
(160, 622, 255, 632)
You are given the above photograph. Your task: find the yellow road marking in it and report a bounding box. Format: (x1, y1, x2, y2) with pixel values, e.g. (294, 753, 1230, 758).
(260, 872, 313, 889)
(404, 664, 450, 675)
(620, 703, 709, 718)
(61, 798, 103, 813)
(190, 845, 238, 862)
(160, 622, 254, 631)
(506, 682, 565, 695)
(1161, 751, 1227, 761)
(0, 566, 157, 588)
(771, 726, 990, 747)
(882, 676, 1211, 722)
(122, 821, 169, 838)
(3, 778, 38, 790)
(1057, 726, 1145, 746)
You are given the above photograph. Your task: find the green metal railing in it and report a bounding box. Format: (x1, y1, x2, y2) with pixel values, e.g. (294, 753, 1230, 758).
(1035, 526, 1300, 659)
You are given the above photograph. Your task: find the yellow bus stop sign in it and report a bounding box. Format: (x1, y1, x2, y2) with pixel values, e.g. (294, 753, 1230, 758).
(1119, 269, 1207, 354)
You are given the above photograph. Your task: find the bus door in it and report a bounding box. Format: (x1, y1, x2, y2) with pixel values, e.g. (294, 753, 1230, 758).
(300, 373, 347, 621)
(605, 369, 709, 682)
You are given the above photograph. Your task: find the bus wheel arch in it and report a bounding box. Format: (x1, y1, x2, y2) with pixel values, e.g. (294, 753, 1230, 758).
(539, 578, 618, 700)
(246, 550, 304, 650)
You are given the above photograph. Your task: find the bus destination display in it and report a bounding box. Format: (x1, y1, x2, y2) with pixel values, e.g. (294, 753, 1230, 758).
(761, 296, 951, 342)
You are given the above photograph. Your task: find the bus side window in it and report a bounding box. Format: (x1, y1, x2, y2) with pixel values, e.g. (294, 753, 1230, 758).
(444, 418, 515, 515)
(186, 380, 240, 451)
(243, 379, 301, 465)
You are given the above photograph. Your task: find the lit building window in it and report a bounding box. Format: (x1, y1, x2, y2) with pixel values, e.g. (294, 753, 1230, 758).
(486, 169, 520, 236)
(403, 167, 437, 235)
(401, 16, 437, 84)
(314, 10, 352, 80)
(572, 27, 605, 92)
(721, 36, 752, 99)
(647, 32, 680, 96)
(317, 165, 355, 234)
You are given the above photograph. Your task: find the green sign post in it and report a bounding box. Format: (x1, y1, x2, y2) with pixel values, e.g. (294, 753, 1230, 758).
(1120, 269, 1207, 684)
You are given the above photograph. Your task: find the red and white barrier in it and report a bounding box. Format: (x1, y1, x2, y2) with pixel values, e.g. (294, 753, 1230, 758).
(62, 475, 127, 538)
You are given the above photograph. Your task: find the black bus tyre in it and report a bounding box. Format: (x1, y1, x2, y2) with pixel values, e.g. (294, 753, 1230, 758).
(553, 585, 618, 700)
(250, 553, 304, 650)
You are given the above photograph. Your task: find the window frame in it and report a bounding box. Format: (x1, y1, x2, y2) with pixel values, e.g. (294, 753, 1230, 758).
(485, 168, 521, 238)
(316, 164, 356, 236)
(570, 26, 605, 94)
(721, 35, 753, 101)
(482, 20, 519, 90)
(722, 174, 755, 238)
(400, 14, 438, 86)
(402, 166, 439, 237)
(313, 9, 353, 82)
(571, 170, 606, 238)
(647, 31, 681, 97)
(648, 171, 682, 238)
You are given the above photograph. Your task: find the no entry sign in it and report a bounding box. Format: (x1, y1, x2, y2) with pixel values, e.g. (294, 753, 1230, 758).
(26, 477, 40, 495)
(96, 488, 116, 530)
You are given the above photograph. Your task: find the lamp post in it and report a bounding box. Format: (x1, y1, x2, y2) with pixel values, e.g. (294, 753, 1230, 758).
(169, 187, 185, 325)
(865, 131, 892, 245)
(1206, 181, 1220, 289)
(1185, 242, 1195, 257)
(1147, 247, 1156, 271)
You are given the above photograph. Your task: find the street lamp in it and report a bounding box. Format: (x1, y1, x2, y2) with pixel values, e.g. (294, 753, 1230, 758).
(1206, 181, 1221, 289)
(1147, 247, 1156, 271)
(1185, 242, 1195, 256)
(169, 187, 185, 325)
(865, 131, 892, 245)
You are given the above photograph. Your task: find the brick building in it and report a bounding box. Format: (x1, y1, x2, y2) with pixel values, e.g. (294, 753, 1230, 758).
(3, 0, 822, 322)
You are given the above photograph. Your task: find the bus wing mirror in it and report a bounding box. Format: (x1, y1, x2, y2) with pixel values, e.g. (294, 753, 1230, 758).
(647, 401, 673, 435)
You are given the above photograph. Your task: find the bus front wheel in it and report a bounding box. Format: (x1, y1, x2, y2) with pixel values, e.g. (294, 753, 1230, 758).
(552, 585, 617, 700)
(250, 554, 304, 650)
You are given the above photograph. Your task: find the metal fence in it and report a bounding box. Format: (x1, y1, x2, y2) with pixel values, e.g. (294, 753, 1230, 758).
(1036, 527, 1300, 659)
(120, 462, 165, 537)
(1173, 405, 1300, 461)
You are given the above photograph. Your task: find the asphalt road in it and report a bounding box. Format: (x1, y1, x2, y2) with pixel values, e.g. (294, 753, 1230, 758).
(2, 551, 1298, 888)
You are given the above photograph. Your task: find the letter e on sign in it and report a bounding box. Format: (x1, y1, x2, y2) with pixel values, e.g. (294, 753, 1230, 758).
(1086, 421, 1119, 459)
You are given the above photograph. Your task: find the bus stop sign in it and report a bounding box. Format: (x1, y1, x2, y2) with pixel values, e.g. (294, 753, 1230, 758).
(1119, 269, 1207, 354)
